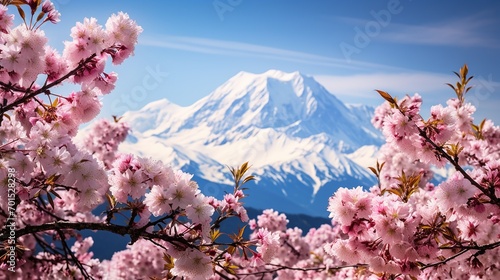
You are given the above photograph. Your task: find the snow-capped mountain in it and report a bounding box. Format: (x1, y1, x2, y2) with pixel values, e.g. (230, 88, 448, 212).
(120, 70, 383, 217)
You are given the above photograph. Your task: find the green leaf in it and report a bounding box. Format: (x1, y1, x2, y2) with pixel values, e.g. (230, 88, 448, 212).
(163, 253, 174, 271)
(240, 162, 249, 174)
(50, 189, 62, 199)
(242, 175, 255, 184)
(368, 166, 377, 175)
(45, 173, 61, 185)
(225, 264, 239, 275)
(416, 261, 425, 267)
(401, 170, 406, 182)
(375, 90, 395, 104)
(479, 118, 486, 131)
(7, 0, 26, 5)
(36, 11, 44, 22)
(460, 64, 468, 78)
(228, 165, 237, 178)
(112, 115, 123, 123)
(33, 189, 42, 198)
(47, 192, 54, 209)
(387, 188, 402, 197)
(471, 123, 479, 132)
(210, 229, 221, 242)
(15, 5, 25, 21)
(105, 192, 116, 208)
(237, 225, 246, 239)
(227, 245, 236, 255)
(378, 161, 385, 171)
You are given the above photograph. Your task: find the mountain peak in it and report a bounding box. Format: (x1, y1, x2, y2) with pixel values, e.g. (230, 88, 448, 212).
(262, 69, 303, 80)
(217, 69, 322, 103)
(227, 70, 309, 95)
(233, 69, 304, 80)
(125, 70, 383, 151)
(187, 70, 332, 133)
(121, 69, 383, 216)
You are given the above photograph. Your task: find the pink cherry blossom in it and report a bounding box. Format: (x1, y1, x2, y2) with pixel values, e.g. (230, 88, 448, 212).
(0, 4, 498, 278)
(171, 248, 213, 280)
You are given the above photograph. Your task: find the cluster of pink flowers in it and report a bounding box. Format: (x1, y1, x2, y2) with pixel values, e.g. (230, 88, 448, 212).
(102, 239, 166, 279)
(0, 5, 13, 34)
(102, 159, 274, 279)
(108, 154, 219, 237)
(220, 190, 249, 222)
(321, 87, 500, 278)
(222, 210, 345, 279)
(211, 69, 500, 279)
(63, 11, 142, 67)
(81, 118, 129, 168)
(0, 25, 47, 87)
(1, 236, 103, 279)
(0, 1, 59, 90)
(0, 2, 498, 279)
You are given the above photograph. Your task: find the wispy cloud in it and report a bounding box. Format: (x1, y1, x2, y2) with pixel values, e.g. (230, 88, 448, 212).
(313, 72, 456, 99)
(140, 34, 405, 71)
(381, 16, 499, 47)
(315, 71, 500, 125)
(314, 71, 500, 108)
(336, 13, 498, 48)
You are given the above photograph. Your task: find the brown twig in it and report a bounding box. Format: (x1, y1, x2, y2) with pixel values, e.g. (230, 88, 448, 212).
(0, 221, 196, 250)
(415, 126, 499, 206)
(56, 229, 93, 280)
(0, 54, 97, 118)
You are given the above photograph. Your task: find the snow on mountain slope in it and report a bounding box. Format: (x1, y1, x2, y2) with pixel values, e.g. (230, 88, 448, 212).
(346, 145, 380, 170)
(120, 70, 383, 217)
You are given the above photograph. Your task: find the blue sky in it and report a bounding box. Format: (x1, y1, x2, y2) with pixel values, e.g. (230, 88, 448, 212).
(37, 0, 500, 124)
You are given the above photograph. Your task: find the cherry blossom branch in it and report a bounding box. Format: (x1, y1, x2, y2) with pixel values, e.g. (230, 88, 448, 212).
(284, 240, 302, 257)
(379, 88, 499, 206)
(0, 53, 97, 117)
(0, 221, 196, 249)
(215, 270, 234, 280)
(140, 211, 177, 229)
(337, 241, 499, 280)
(235, 263, 369, 277)
(415, 126, 499, 206)
(32, 233, 61, 256)
(56, 229, 93, 280)
(417, 241, 500, 272)
(236, 248, 500, 280)
(440, 241, 500, 251)
(419, 249, 469, 271)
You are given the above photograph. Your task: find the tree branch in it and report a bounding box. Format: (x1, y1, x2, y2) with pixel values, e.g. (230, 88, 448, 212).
(416, 126, 499, 206)
(56, 229, 93, 280)
(0, 54, 97, 117)
(0, 221, 196, 250)
(235, 263, 368, 277)
(419, 241, 500, 271)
